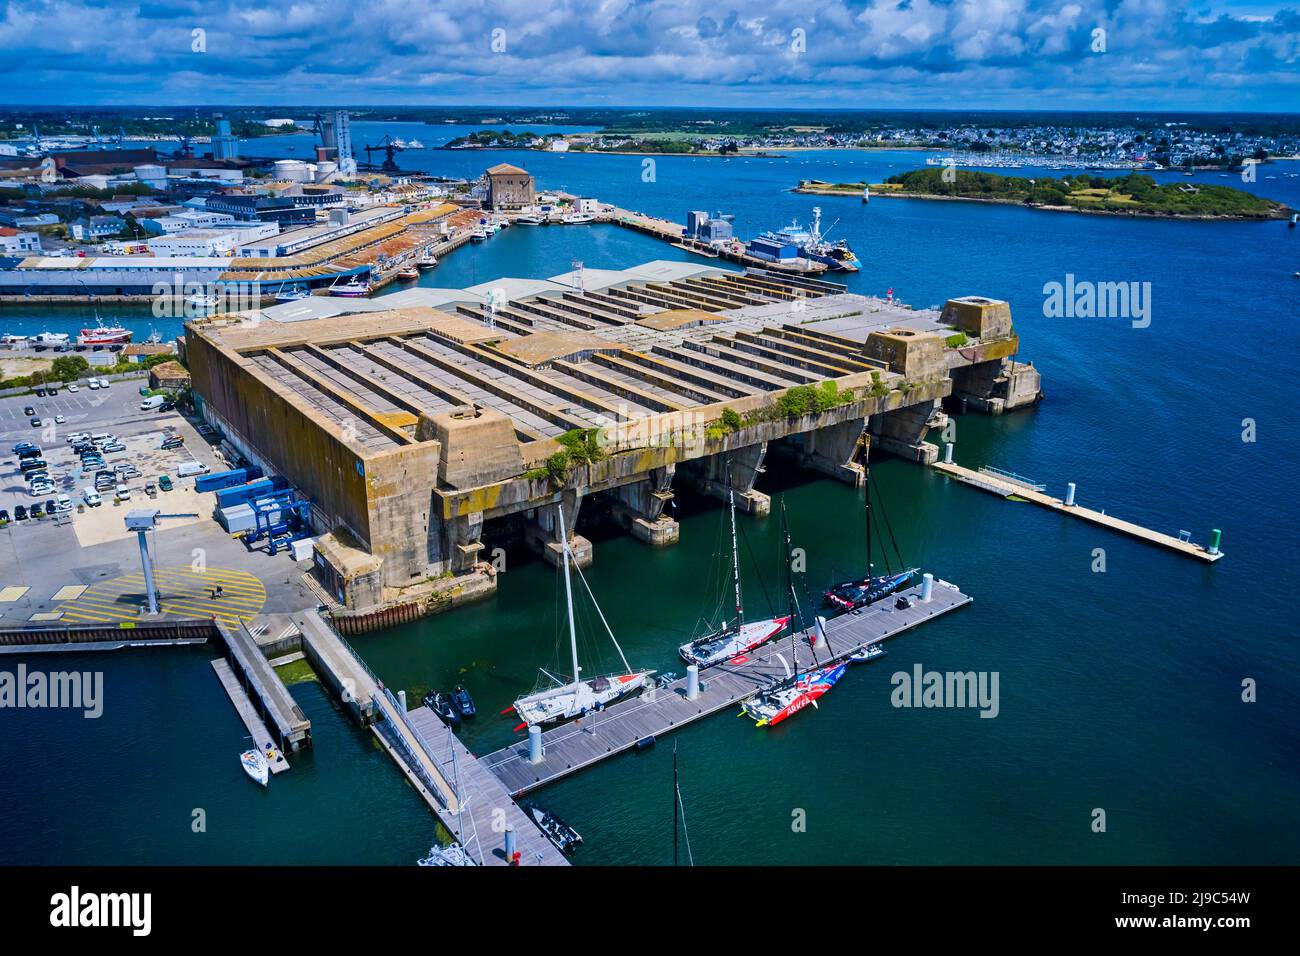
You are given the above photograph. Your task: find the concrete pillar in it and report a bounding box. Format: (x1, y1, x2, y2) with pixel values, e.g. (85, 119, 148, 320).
(686, 665, 700, 700)
(797, 418, 869, 485)
(526, 489, 592, 568)
(921, 572, 934, 603)
(871, 401, 939, 463)
(528, 724, 544, 763)
(1064, 482, 1076, 507)
(608, 464, 679, 547)
(441, 511, 485, 574)
(698, 442, 770, 516)
(943, 442, 954, 464)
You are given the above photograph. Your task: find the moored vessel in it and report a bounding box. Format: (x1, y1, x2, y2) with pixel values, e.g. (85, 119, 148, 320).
(77, 326, 132, 346)
(513, 505, 653, 727)
(240, 748, 269, 787)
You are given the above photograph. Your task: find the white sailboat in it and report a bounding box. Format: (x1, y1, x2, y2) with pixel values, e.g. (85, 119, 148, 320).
(240, 748, 269, 787)
(678, 476, 789, 668)
(513, 505, 654, 727)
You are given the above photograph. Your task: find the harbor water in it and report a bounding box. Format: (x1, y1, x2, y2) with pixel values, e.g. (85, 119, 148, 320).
(1, 135, 1297, 865)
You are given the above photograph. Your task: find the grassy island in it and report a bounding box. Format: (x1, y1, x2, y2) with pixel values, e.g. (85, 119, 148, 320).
(870, 169, 1290, 219)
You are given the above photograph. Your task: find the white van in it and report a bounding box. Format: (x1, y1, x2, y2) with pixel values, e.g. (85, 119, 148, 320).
(140, 395, 165, 411)
(54, 494, 73, 513)
(176, 461, 210, 478)
(82, 487, 102, 507)
(114, 483, 131, 500)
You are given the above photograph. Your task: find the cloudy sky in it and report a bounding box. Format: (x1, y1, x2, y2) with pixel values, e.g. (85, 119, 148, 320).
(1, 0, 1297, 110)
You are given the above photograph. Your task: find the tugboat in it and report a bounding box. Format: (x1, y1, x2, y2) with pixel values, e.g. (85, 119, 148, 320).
(451, 684, 476, 718)
(525, 803, 583, 853)
(423, 690, 460, 726)
(825, 467, 917, 611)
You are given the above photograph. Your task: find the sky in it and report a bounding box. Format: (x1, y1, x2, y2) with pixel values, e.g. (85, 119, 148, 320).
(0, 0, 1297, 111)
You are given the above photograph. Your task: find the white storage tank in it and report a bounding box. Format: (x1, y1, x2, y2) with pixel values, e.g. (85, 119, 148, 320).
(133, 164, 167, 189)
(273, 159, 311, 183)
(314, 161, 337, 182)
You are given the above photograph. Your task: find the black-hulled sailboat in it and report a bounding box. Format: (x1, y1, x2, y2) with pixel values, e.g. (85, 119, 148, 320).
(825, 466, 917, 611)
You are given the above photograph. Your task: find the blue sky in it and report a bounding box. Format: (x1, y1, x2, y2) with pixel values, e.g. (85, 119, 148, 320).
(1, 0, 1297, 110)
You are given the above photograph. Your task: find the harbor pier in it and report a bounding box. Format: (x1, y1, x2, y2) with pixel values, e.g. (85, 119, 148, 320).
(482, 576, 972, 796)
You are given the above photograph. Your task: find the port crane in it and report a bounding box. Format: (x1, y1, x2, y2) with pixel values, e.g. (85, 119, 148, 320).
(362, 134, 402, 172)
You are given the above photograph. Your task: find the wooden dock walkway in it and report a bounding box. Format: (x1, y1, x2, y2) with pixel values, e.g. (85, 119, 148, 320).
(210, 659, 290, 774)
(931, 460, 1223, 562)
(407, 706, 571, 867)
(481, 577, 971, 796)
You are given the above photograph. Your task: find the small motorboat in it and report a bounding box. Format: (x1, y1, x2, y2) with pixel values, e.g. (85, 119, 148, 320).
(451, 684, 476, 718)
(396, 266, 419, 280)
(525, 803, 583, 853)
(469, 229, 488, 242)
(240, 748, 269, 787)
(417, 253, 438, 269)
(515, 214, 543, 225)
(274, 287, 310, 303)
(847, 644, 887, 664)
(417, 843, 477, 866)
(423, 690, 460, 726)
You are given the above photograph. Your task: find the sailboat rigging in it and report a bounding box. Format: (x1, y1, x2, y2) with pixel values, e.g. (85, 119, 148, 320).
(824, 465, 917, 611)
(678, 461, 790, 667)
(741, 499, 848, 728)
(512, 505, 654, 727)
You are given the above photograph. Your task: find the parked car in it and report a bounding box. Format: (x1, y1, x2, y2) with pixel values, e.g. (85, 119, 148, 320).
(53, 495, 72, 513)
(23, 405, 35, 415)
(66, 432, 89, 444)
(14, 505, 27, 521)
(29, 483, 53, 498)
(53, 414, 66, 425)
(12, 442, 38, 455)
(115, 483, 131, 501)
(29, 417, 41, 428)
(160, 400, 176, 411)
(101, 441, 126, 453)
(158, 475, 173, 492)
(87, 379, 100, 390)
(48, 387, 58, 396)
(19, 458, 48, 473)
(0, 509, 9, 523)
(161, 435, 184, 450)
(29, 502, 44, 518)
(32, 389, 44, 398)
(115, 464, 140, 479)
(97, 378, 110, 389)
(67, 383, 79, 393)
(18, 446, 42, 460)
(82, 488, 102, 507)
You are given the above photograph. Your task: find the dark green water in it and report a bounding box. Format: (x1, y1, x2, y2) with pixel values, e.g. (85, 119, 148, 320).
(2, 143, 1297, 865)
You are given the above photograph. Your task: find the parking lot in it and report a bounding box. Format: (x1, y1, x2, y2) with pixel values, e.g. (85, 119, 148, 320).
(0, 378, 214, 534)
(0, 376, 321, 627)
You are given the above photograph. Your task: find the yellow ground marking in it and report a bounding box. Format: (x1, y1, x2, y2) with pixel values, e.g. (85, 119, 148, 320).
(29, 611, 64, 622)
(0, 586, 30, 602)
(56, 568, 268, 624)
(52, 585, 88, 601)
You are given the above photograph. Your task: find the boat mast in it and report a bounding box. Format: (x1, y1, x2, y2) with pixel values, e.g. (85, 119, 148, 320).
(556, 504, 581, 690)
(673, 743, 679, 867)
(728, 459, 744, 625)
(864, 466, 873, 578)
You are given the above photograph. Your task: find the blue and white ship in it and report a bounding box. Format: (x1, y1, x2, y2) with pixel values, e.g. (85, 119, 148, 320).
(749, 207, 860, 272)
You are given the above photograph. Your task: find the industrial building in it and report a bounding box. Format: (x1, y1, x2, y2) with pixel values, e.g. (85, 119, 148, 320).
(185, 259, 1039, 618)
